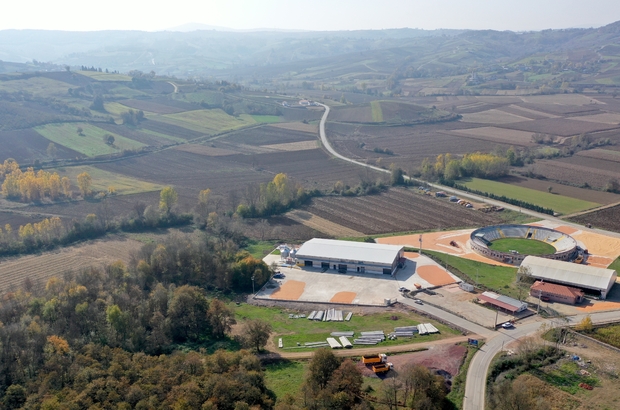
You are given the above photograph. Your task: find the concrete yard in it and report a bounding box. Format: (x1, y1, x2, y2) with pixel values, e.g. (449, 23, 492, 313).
(257, 253, 461, 306)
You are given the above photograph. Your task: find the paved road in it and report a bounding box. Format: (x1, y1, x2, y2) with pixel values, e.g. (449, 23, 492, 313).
(316, 103, 620, 409)
(261, 334, 474, 360)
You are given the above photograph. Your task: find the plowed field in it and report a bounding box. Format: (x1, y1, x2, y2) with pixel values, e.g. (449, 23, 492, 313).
(530, 159, 620, 190)
(569, 205, 620, 233)
(303, 188, 503, 235)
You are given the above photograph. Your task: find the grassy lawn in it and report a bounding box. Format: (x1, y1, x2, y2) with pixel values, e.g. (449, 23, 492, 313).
(233, 304, 460, 352)
(162, 109, 256, 133)
(264, 360, 307, 400)
(535, 361, 599, 394)
(52, 165, 164, 195)
(77, 71, 132, 81)
(371, 101, 383, 122)
(608, 257, 620, 272)
(488, 238, 556, 255)
(422, 250, 520, 297)
(244, 240, 279, 259)
(35, 122, 146, 157)
(460, 177, 600, 215)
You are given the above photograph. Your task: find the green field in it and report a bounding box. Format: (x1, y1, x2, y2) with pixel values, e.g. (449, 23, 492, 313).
(159, 109, 257, 133)
(370, 101, 383, 122)
(461, 178, 600, 215)
(77, 71, 132, 81)
(232, 303, 459, 352)
(0, 77, 72, 97)
(35, 123, 146, 157)
(422, 250, 520, 298)
(608, 257, 620, 272)
(103, 102, 156, 117)
(251, 115, 281, 123)
(264, 361, 307, 400)
(53, 165, 164, 195)
(488, 238, 556, 255)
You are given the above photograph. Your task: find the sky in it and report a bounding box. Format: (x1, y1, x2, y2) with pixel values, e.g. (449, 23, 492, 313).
(3, 0, 620, 32)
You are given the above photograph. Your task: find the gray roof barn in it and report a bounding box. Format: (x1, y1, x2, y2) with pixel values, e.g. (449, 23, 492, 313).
(295, 238, 403, 266)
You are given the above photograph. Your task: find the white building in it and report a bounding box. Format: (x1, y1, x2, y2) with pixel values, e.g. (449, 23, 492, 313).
(295, 238, 404, 275)
(521, 256, 617, 299)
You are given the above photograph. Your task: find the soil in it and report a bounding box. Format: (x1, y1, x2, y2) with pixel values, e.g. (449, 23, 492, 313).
(0, 129, 82, 163)
(270, 280, 305, 300)
(330, 292, 357, 303)
(497, 118, 619, 137)
(569, 204, 620, 233)
(119, 99, 187, 114)
(416, 266, 458, 287)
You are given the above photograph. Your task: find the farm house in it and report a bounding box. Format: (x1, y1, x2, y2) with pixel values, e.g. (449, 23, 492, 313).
(529, 281, 584, 305)
(295, 238, 404, 275)
(521, 256, 617, 299)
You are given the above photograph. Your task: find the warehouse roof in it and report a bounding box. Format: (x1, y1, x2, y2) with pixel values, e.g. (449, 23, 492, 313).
(479, 291, 528, 313)
(521, 256, 616, 291)
(295, 238, 403, 266)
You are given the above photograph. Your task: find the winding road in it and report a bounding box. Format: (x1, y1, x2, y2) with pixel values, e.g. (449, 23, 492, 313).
(315, 103, 620, 409)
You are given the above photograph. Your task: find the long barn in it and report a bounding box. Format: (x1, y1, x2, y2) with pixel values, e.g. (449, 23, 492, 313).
(295, 238, 404, 275)
(521, 256, 617, 299)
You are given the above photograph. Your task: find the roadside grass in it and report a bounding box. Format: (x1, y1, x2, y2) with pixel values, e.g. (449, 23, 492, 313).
(161, 109, 256, 133)
(589, 324, 620, 349)
(607, 257, 620, 273)
(35, 122, 145, 157)
(52, 165, 164, 195)
(232, 304, 460, 352)
(447, 343, 482, 409)
(421, 250, 520, 298)
(371, 101, 383, 122)
(77, 71, 132, 81)
(488, 238, 556, 255)
(534, 361, 599, 394)
(460, 177, 600, 215)
(264, 360, 307, 400)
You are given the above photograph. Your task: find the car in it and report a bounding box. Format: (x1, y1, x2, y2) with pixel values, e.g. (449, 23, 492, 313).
(501, 322, 514, 329)
(414, 299, 423, 305)
(273, 273, 285, 279)
(398, 287, 410, 292)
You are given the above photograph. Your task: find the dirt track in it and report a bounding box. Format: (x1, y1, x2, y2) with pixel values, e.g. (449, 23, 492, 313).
(258, 334, 476, 360)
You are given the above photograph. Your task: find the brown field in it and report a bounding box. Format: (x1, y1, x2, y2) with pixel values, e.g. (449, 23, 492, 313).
(330, 291, 357, 303)
(570, 205, 620, 234)
(416, 265, 457, 286)
(286, 209, 362, 237)
(96, 123, 180, 146)
(270, 122, 318, 133)
(0, 129, 82, 163)
(302, 188, 503, 235)
(496, 104, 557, 119)
(460, 109, 532, 124)
(518, 94, 602, 106)
(0, 236, 142, 295)
(529, 159, 620, 190)
(497, 118, 620, 137)
(499, 175, 620, 204)
(119, 99, 187, 114)
(139, 118, 204, 139)
(225, 125, 316, 146)
(261, 140, 318, 152)
(270, 280, 305, 300)
(446, 126, 535, 146)
(173, 144, 239, 156)
(516, 103, 601, 116)
(567, 112, 620, 124)
(576, 148, 620, 163)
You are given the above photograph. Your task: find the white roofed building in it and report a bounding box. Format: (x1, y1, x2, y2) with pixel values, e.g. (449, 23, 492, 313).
(521, 256, 617, 299)
(295, 238, 404, 275)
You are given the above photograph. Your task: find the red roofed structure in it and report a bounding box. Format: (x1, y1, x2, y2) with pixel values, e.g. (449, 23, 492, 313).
(530, 281, 584, 305)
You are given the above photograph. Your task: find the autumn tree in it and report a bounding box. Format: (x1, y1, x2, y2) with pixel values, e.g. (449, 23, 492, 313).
(307, 348, 342, 389)
(159, 186, 178, 215)
(46, 143, 58, 159)
(167, 285, 210, 342)
(208, 298, 236, 339)
(242, 319, 272, 352)
(77, 172, 92, 197)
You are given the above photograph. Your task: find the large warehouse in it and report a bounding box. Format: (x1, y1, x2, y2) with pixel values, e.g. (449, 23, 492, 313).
(521, 256, 617, 299)
(295, 238, 404, 275)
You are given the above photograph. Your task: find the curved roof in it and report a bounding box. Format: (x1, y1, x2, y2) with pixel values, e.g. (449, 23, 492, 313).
(296, 238, 403, 266)
(522, 256, 617, 292)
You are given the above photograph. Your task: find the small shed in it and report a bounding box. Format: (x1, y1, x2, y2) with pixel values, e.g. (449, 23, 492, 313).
(479, 291, 528, 313)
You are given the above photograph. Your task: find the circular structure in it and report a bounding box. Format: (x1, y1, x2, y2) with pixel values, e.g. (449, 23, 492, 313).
(470, 224, 578, 265)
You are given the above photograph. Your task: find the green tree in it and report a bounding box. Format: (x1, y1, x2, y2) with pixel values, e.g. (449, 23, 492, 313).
(167, 285, 210, 342)
(159, 186, 178, 215)
(307, 348, 342, 389)
(242, 319, 272, 353)
(3, 384, 27, 409)
(208, 298, 236, 339)
(46, 143, 58, 159)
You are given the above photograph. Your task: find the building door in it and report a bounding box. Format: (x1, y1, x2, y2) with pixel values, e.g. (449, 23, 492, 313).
(304, 260, 313, 267)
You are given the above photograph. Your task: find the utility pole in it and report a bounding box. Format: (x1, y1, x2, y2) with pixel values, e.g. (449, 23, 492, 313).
(251, 275, 255, 295)
(494, 309, 499, 329)
(537, 289, 542, 314)
(419, 234, 422, 256)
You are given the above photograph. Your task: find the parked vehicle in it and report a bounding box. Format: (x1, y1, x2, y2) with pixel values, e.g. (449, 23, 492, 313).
(414, 299, 423, 305)
(362, 354, 387, 364)
(372, 362, 393, 373)
(501, 322, 514, 329)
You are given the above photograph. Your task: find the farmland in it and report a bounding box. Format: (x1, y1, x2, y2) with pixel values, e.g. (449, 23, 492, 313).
(301, 188, 505, 235)
(34, 122, 146, 156)
(569, 204, 620, 233)
(52, 165, 164, 195)
(459, 177, 600, 215)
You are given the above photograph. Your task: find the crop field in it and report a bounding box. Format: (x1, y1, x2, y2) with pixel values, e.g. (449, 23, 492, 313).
(446, 126, 535, 146)
(460, 178, 600, 215)
(302, 188, 504, 235)
(269, 121, 318, 133)
(498, 176, 620, 205)
(576, 148, 620, 163)
(0, 129, 81, 163)
(223, 125, 316, 146)
(53, 165, 165, 196)
(498, 117, 620, 137)
(530, 159, 620, 190)
(0, 76, 71, 97)
(35, 122, 146, 157)
(77, 71, 132, 81)
(496, 105, 556, 119)
(566, 112, 620, 124)
(119, 99, 186, 114)
(488, 238, 556, 255)
(173, 144, 239, 157)
(460, 109, 532, 124)
(160, 109, 257, 133)
(96, 123, 185, 145)
(569, 205, 620, 233)
(138, 119, 204, 139)
(250, 115, 281, 123)
(0, 236, 143, 296)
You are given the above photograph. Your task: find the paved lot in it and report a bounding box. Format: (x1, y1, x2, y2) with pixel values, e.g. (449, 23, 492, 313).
(258, 254, 461, 306)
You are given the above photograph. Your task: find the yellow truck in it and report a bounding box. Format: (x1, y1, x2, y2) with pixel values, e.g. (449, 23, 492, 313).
(362, 354, 387, 364)
(372, 362, 393, 373)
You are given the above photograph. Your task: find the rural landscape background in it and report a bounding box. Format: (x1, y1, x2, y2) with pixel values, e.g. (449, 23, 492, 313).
(2, 8, 620, 410)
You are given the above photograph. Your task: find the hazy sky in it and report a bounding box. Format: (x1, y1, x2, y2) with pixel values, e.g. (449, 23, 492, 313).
(3, 0, 620, 32)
